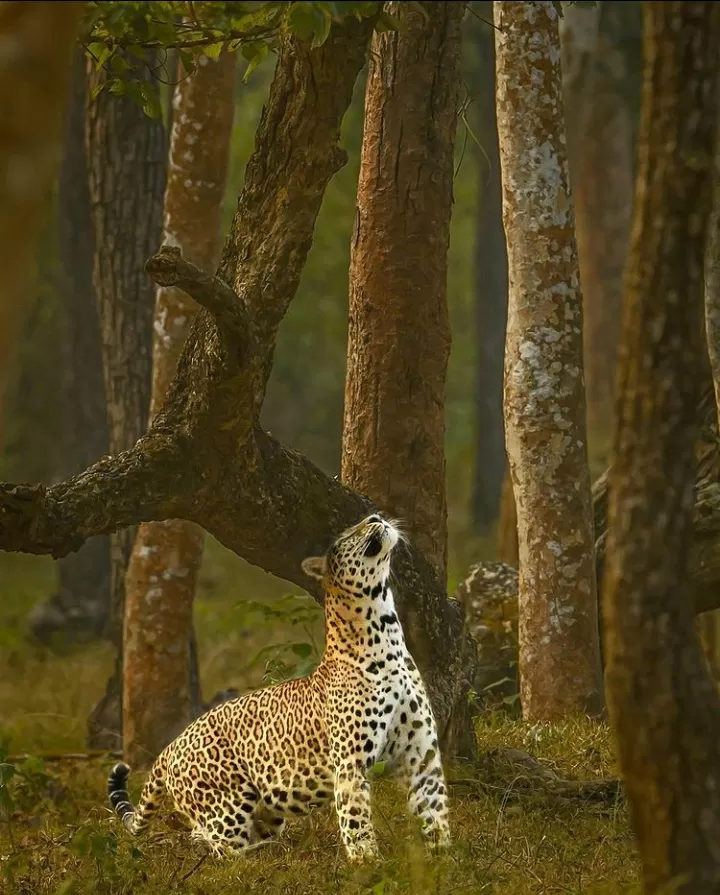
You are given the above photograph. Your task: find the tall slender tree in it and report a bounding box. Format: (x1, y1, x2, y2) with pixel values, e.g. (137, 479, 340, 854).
(603, 3, 720, 889)
(494, 0, 602, 720)
(342, 0, 464, 583)
(27, 50, 111, 645)
(85, 52, 167, 748)
(469, 2, 508, 532)
(124, 50, 237, 768)
(560, 1, 638, 468)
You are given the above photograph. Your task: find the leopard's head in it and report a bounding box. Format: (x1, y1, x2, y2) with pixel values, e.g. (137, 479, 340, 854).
(302, 514, 402, 596)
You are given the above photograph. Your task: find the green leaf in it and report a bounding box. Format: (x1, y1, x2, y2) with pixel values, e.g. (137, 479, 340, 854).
(178, 49, 196, 76)
(368, 760, 388, 778)
(241, 42, 269, 82)
(204, 42, 224, 61)
(291, 641, 313, 659)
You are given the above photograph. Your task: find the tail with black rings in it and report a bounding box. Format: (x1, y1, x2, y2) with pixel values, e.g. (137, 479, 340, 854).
(108, 760, 166, 835)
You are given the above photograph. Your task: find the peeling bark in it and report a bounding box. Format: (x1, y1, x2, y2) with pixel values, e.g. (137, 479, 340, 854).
(603, 4, 720, 889)
(342, 1, 462, 582)
(124, 49, 237, 768)
(85, 51, 167, 748)
(494, 0, 603, 720)
(0, 1, 85, 450)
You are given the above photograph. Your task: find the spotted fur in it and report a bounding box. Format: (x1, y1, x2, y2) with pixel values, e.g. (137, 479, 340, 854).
(107, 514, 450, 862)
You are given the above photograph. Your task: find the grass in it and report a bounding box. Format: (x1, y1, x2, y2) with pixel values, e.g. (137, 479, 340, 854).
(0, 543, 640, 894)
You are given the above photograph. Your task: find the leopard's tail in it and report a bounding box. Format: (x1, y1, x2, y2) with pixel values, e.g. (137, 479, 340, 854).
(108, 756, 167, 835)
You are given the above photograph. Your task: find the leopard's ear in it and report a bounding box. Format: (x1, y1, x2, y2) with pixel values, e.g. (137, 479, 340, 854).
(301, 555, 327, 581)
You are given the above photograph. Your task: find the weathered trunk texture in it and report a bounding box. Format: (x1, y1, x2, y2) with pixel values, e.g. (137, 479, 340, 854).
(603, 3, 720, 891)
(342, 0, 461, 582)
(0, 1, 85, 451)
(560, 2, 635, 464)
(124, 50, 237, 768)
(0, 14, 478, 761)
(27, 50, 112, 645)
(494, 0, 603, 720)
(470, 2, 508, 531)
(85, 53, 167, 749)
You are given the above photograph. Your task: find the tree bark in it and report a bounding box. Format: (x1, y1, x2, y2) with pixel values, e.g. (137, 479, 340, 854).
(560, 2, 636, 467)
(26, 50, 112, 646)
(494, 0, 603, 720)
(469, 2, 508, 531)
(84, 52, 167, 749)
(0, 13, 479, 760)
(0, 1, 85, 452)
(341, 0, 462, 583)
(603, 3, 720, 891)
(124, 49, 237, 768)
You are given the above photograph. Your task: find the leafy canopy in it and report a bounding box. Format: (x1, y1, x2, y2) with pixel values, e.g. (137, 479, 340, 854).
(81, 1, 403, 114)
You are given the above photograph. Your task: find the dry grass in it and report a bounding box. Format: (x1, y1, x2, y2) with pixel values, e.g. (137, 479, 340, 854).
(0, 545, 640, 894)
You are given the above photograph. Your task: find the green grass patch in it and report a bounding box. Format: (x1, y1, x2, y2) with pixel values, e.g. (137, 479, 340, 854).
(0, 545, 639, 893)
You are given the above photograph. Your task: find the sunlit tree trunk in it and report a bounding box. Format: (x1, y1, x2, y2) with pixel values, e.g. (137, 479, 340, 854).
(342, 0, 463, 584)
(494, 0, 603, 720)
(85, 53, 167, 749)
(0, 1, 85, 452)
(123, 50, 237, 768)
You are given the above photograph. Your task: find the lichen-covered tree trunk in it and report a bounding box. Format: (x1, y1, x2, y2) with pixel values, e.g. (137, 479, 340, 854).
(0, 13, 478, 762)
(85, 53, 167, 749)
(603, 4, 720, 889)
(560, 1, 637, 469)
(342, 0, 463, 583)
(27, 50, 112, 645)
(0, 1, 85, 452)
(124, 50, 237, 768)
(494, 0, 602, 720)
(470, 2, 508, 532)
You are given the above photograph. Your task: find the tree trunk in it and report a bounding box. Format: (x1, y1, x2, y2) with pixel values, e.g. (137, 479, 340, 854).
(0, 13, 478, 762)
(470, 2, 508, 532)
(0, 1, 85, 452)
(123, 49, 237, 768)
(342, 0, 462, 584)
(496, 463, 518, 565)
(84, 53, 167, 749)
(494, 0, 603, 720)
(26, 50, 112, 646)
(560, 2, 637, 471)
(603, 3, 720, 890)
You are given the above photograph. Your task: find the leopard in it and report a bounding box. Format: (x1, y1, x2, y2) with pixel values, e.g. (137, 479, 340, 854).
(107, 513, 451, 863)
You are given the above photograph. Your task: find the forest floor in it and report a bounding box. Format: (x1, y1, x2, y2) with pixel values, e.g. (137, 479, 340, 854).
(0, 545, 639, 894)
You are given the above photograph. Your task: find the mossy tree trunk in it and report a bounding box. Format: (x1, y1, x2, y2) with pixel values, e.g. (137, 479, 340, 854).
(84, 52, 167, 749)
(342, 0, 462, 583)
(603, 3, 720, 891)
(124, 49, 237, 768)
(0, 14, 479, 761)
(494, 0, 603, 720)
(0, 1, 85, 451)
